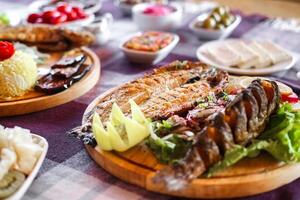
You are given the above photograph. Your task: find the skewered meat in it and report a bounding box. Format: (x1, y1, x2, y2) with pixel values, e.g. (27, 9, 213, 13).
(0, 25, 95, 51)
(154, 79, 280, 190)
(87, 61, 229, 123)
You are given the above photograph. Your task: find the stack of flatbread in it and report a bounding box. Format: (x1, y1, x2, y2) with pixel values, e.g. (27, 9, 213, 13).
(201, 39, 291, 69)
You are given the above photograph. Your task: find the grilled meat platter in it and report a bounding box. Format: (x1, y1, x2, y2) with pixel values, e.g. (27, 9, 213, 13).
(0, 25, 95, 51)
(70, 60, 300, 194)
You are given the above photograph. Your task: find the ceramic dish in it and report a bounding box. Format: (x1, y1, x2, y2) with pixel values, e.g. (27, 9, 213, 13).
(189, 13, 241, 40)
(132, 3, 182, 31)
(6, 134, 48, 200)
(24, 14, 95, 28)
(29, 0, 102, 14)
(120, 32, 179, 64)
(196, 41, 298, 75)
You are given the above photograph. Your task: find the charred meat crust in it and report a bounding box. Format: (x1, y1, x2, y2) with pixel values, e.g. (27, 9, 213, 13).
(155, 79, 280, 190)
(0, 25, 95, 51)
(89, 61, 229, 123)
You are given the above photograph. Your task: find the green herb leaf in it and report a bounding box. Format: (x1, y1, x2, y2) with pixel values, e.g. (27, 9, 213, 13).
(146, 134, 192, 164)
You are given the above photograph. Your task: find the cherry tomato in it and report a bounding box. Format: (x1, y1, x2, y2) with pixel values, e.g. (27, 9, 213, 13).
(50, 13, 67, 24)
(281, 92, 299, 103)
(57, 4, 72, 14)
(0, 41, 15, 61)
(72, 6, 86, 19)
(27, 13, 41, 23)
(66, 11, 78, 21)
(42, 10, 61, 24)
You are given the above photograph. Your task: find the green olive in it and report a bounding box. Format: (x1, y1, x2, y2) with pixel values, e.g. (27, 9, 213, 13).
(221, 17, 232, 26)
(211, 12, 221, 23)
(213, 6, 226, 16)
(202, 18, 217, 29)
(216, 23, 225, 30)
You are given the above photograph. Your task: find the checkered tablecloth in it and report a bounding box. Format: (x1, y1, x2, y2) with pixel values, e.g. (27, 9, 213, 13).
(1, 1, 300, 200)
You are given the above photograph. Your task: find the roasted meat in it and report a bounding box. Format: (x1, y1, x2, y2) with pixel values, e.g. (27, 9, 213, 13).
(35, 52, 91, 94)
(154, 79, 280, 190)
(0, 25, 95, 51)
(88, 61, 229, 123)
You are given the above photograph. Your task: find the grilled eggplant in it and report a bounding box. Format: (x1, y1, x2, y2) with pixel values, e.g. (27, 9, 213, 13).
(154, 79, 280, 190)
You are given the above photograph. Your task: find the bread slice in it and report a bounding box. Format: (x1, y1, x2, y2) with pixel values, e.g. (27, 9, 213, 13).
(248, 41, 272, 68)
(257, 41, 291, 64)
(203, 42, 241, 67)
(225, 40, 259, 69)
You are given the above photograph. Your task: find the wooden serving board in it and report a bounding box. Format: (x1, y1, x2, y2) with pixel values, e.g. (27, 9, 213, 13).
(0, 47, 100, 117)
(83, 84, 300, 199)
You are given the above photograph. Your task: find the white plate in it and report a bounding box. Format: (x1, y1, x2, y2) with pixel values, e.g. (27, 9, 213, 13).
(189, 14, 241, 40)
(120, 32, 179, 64)
(196, 41, 298, 75)
(6, 134, 48, 200)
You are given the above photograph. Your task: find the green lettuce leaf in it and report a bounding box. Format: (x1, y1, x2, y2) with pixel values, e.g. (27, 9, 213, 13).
(146, 134, 192, 164)
(208, 103, 300, 176)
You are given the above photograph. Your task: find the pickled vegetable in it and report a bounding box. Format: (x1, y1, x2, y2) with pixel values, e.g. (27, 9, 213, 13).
(197, 6, 236, 30)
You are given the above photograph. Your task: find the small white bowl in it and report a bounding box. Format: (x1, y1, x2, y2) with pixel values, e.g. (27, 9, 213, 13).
(120, 32, 179, 64)
(132, 3, 183, 31)
(189, 13, 241, 40)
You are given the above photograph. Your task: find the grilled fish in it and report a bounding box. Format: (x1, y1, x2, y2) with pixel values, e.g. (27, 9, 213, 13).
(0, 25, 95, 51)
(154, 79, 280, 190)
(87, 61, 229, 123)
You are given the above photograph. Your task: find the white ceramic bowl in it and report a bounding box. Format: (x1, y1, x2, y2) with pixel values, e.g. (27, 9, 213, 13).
(132, 3, 183, 31)
(120, 32, 179, 64)
(189, 13, 241, 40)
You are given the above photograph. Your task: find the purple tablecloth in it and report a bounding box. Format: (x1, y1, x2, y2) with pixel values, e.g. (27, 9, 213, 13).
(1, 1, 300, 200)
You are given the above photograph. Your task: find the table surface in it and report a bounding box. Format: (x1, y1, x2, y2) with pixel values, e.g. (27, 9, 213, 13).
(1, 0, 300, 200)
(214, 0, 300, 18)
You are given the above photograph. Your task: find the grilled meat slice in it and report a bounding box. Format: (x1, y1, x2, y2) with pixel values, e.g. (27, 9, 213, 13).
(210, 113, 235, 152)
(89, 61, 229, 123)
(154, 79, 280, 190)
(242, 89, 260, 140)
(0, 25, 95, 51)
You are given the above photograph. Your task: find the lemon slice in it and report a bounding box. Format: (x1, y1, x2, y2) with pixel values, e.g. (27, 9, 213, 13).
(238, 76, 293, 95)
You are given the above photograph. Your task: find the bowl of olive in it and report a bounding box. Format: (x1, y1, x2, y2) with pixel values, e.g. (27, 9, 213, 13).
(189, 6, 241, 40)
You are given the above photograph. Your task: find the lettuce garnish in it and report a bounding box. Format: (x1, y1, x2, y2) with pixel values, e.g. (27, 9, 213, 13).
(207, 103, 300, 176)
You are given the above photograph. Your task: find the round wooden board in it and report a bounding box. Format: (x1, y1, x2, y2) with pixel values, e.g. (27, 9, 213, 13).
(0, 47, 100, 117)
(83, 80, 300, 199)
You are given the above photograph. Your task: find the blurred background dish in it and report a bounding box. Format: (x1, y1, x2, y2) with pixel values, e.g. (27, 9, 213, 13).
(26, 3, 94, 27)
(83, 13, 114, 45)
(115, 0, 169, 15)
(132, 2, 182, 31)
(189, 6, 241, 40)
(29, 0, 102, 14)
(197, 39, 298, 75)
(120, 31, 179, 64)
